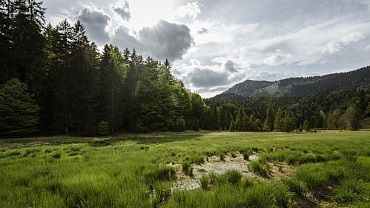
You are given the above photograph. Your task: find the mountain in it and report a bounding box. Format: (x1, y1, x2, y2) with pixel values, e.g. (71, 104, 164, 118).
(222, 66, 370, 97)
(223, 80, 273, 96)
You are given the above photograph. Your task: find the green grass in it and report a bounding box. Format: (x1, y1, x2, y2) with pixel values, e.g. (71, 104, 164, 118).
(248, 160, 271, 177)
(0, 130, 369, 207)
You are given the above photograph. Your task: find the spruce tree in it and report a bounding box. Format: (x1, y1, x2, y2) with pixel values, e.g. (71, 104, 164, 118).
(264, 101, 275, 131)
(0, 79, 39, 135)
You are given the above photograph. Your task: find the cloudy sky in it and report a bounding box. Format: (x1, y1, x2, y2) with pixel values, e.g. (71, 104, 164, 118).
(44, 0, 370, 97)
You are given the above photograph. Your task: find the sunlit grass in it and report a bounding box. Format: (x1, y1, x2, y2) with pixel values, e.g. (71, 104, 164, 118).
(0, 130, 369, 207)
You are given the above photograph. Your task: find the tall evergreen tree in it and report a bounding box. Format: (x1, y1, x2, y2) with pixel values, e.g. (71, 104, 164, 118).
(264, 101, 275, 131)
(99, 44, 127, 133)
(0, 79, 39, 135)
(341, 102, 362, 130)
(274, 108, 284, 131)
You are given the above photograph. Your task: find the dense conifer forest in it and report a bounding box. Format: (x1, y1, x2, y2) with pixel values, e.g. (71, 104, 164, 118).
(1, 0, 369, 136)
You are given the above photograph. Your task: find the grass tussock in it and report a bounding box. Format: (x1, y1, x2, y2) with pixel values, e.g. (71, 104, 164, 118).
(248, 160, 271, 177)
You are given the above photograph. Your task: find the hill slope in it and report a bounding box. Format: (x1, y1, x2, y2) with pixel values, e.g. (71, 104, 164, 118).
(222, 66, 370, 97)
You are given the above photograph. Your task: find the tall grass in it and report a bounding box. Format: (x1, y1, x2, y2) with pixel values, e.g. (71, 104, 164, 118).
(0, 131, 369, 207)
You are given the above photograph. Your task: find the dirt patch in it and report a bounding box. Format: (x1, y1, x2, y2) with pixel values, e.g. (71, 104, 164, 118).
(170, 152, 255, 191)
(269, 162, 295, 179)
(170, 151, 295, 191)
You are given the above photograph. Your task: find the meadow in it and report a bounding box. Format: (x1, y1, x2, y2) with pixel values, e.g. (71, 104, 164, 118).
(0, 131, 369, 208)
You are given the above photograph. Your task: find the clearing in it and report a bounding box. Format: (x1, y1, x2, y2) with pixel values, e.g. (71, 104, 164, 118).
(0, 131, 369, 207)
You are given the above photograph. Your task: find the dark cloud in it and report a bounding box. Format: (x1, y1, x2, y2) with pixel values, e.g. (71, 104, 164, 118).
(112, 20, 193, 61)
(113, 1, 131, 21)
(224, 60, 238, 72)
(112, 26, 141, 51)
(138, 20, 193, 61)
(188, 68, 230, 88)
(78, 8, 110, 44)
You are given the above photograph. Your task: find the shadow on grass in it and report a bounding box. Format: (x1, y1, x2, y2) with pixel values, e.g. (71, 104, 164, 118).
(0, 131, 209, 148)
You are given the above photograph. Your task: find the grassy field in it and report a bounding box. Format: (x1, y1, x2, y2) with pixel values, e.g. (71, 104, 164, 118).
(0, 131, 369, 208)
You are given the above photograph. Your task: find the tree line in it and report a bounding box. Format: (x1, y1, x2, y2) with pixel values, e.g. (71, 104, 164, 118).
(209, 87, 369, 132)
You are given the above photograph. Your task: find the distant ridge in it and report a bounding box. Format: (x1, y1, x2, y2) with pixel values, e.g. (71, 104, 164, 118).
(221, 66, 370, 97)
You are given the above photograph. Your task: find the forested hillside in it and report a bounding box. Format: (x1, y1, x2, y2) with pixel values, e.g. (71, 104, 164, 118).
(211, 67, 370, 132)
(223, 67, 370, 97)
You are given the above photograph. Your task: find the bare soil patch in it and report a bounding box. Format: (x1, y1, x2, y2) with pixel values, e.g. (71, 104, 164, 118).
(170, 151, 294, 191)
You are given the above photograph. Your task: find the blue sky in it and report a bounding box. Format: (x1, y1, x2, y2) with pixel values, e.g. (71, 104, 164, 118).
(44, 0, 370, 97)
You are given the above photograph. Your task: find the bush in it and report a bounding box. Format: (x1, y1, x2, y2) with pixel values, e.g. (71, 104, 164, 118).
(97, 120, 110, 135)
(248, 161, 270, 177)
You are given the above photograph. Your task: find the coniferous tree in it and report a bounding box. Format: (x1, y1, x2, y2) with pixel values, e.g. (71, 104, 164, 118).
(11, 0, 45, 88)
(264, 101, 275, 131)
(99, 44, 127, 133)
(274, 108, 284, 131)
(284, 112, 296, 132)
(303, 120, 310, 131)
(341, 103, 362, 130)
(0, 79, 39, 135)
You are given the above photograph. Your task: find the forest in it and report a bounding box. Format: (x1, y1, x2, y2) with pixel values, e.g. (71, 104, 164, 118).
(1, 0, 369, 137)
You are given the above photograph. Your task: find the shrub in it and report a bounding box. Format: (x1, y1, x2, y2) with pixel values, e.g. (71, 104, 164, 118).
(97, 120, 110, 135)
(248, 161, 270, 177)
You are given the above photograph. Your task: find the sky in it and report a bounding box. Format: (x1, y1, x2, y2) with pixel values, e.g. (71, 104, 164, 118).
(44, 0, 370, 97)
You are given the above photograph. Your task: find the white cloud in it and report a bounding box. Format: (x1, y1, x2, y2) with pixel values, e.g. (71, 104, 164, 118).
(175, 2, 201, 21)
(322, 32, 365, 54)
(263, 50, 293, 66)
